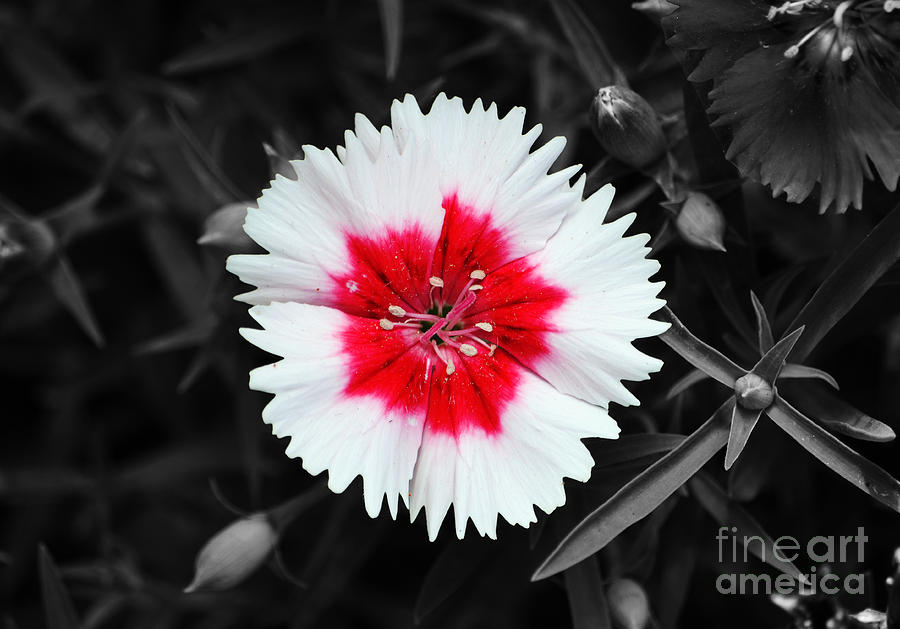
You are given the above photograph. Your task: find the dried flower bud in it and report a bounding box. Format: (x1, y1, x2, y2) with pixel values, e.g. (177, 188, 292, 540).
(674, 191, 727, 252)
(184, 513, 278, 593)
(734, 373, 774, 410)
(197, 202, 256, 252)
(589, 86, 667, 170)
(0, 216, 55, 281)
(607, 578, 651, 629)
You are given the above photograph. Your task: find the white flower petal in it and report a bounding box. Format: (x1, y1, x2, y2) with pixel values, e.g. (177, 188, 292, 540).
(409, 369, 618, 540)
(242, 302, 424, 519)
(390, 93, 579, 261)
(227, 123, 443, 307)
(529, 182, 668, 407)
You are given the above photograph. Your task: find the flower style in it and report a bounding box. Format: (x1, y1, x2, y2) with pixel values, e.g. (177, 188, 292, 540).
(227, 94, 667, 540)
(665, 0, 900, 212)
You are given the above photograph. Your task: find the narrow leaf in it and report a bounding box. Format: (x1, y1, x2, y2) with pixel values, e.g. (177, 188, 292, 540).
(134, 317, 215, 356)
(779, 364, 839, 389)
(46, 256, 105, 347)
(590, 433, 686, 468)
(549, 0, 627, 88)
(762, 264, 805, 318)
(652, 504, 700, 629)
(140, 216, 208, 322)
(888, 549, 900, 629)
(414, 539, 489, 624)
(267, 483, 330, 531)
(689, 474, 807, 582)
(724, 403, 762, 470)
(177, 347, 212, 393)
(749, 291, 774, 353)
(564, 555, 612, 629)
(163, 22, 302, 75)
(38, 545, 81, 629)
(657, 306, 744, 387)
(377, 0, 403, 80)
(727, 431, 776, 502)
(699, 260, 757, 348)
(666, 368, 709, 399)
(749, 326, 803, 384)
(166, 104, 245, 202)
(767, 397, 900, 513)
(786, 381, 895, 443)
(532, 400, 732, 580)
(787, 202, 900, 363)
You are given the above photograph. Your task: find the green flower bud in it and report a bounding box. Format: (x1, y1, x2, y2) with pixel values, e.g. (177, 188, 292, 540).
(607, 578, 651, 629)
(734, 373, 774, 410)
(674, 191, 727, 252)
(589, 86, 667, 170)
(184, 513, 278, 593)
(0, 216, 55, 281)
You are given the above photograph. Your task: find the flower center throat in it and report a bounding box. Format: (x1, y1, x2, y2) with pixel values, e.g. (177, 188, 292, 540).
(378, 269, 497, 376)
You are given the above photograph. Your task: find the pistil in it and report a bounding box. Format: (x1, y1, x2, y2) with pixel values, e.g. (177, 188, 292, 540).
(378, 268, 499, 374)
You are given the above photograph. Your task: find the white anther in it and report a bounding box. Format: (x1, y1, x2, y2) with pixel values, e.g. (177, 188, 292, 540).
(429, 276, 444, 287)
(379, 319, 394, 330)
(784, 45, 800, 58)
(446, 360, 455, 376)
(887, 0, 900, 13)
(840, 45, 853, 62)
(488, 344, 497, 357)
(475, 322, 493, 332)
(833, 0, 851, 28)
(388, 305, 406, 317)
(459, 344, 478, 357)
(468, 284, 483, 291)
(469, 270, 486, 280)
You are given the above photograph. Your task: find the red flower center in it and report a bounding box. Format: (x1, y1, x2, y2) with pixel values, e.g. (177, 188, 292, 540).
(332, 195, 568, 438)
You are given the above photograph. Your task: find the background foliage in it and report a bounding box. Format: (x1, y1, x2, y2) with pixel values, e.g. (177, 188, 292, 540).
(1, 0, 899, 627)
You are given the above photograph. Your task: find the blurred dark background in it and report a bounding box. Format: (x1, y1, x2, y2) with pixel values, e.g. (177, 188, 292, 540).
(1, 0, 899, 627)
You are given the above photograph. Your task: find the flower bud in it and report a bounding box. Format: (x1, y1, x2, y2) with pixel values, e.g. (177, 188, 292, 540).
(674, 191, 727, 252)
(184, 513, 278, 593)
(589, 86, 667, 170)
(734, 373, 774, 410)
(631, 0, 676, 19)
(607, 578, 651, 629)
(197, 202, 256, 252)
(0, 216, 55, 281)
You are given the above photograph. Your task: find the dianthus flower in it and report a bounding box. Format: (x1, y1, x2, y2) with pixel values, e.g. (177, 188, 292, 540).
(227, 94, 667, 539)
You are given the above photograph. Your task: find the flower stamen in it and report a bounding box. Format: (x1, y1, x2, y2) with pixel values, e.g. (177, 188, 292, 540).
(379, 268, 499, 373)
(767, 0, 822, 21)
(784, 20, 830, 57)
